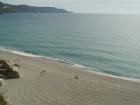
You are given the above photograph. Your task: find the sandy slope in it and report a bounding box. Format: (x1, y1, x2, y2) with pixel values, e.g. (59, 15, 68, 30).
(0, 50, 140, 105)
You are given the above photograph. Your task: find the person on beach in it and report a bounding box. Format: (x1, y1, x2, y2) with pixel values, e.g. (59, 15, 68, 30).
(42, 70, 45, 74)
(40, 71, 43, 76)
(75, 75, 80, 80)
(12, 59, 20, 67)
(40, 70, 46, 76)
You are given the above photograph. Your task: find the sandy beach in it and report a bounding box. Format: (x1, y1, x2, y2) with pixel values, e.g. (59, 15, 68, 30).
(0, 50, 140, 105)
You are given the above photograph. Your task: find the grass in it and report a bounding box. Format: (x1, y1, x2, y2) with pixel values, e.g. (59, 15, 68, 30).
(0, 94, 7, 105)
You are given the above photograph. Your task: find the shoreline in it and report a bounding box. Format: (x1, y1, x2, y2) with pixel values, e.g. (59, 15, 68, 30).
(0, 46, 140, 83)
(0, 48, 140, 105)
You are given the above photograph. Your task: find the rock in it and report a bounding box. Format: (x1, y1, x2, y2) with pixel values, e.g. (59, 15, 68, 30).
(13, 63, 20, 67)
(7, 71, 20, 78)
(0, 78, 3, 87)
(0, 60, 20, 79)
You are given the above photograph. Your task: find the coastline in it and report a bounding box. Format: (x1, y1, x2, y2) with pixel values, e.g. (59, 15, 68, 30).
(0, 46, 140, 82)
(0, 48, 140, 105)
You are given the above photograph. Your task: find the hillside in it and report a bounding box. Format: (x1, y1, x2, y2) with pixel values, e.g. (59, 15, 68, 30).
(0, 2, 71, 13)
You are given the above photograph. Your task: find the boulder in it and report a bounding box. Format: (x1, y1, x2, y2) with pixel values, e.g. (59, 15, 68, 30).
(7, 71, 20, 78)
(0, 60, 20, 79)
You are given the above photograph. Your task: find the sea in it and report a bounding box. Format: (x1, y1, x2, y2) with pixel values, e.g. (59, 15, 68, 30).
(0, 13, 140, 79)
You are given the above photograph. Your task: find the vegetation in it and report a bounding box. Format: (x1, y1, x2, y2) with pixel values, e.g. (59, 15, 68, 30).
(0, 8, 14, 13)
(0, 2, 70, 14)
(0, 94, 7, 105)
(0, 2, 14, 13)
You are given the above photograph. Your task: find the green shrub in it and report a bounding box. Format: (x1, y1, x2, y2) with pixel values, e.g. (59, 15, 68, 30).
(0, 94, 7, 105)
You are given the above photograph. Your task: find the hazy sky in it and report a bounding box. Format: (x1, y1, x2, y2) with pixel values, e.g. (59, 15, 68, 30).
(2, 0, 140, 14)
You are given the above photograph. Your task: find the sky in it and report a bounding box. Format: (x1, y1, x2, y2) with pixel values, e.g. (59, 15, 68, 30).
(1, 0, 140, 14)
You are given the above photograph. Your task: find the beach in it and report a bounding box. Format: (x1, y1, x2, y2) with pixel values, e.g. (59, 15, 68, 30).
(0, 49, 140, 105)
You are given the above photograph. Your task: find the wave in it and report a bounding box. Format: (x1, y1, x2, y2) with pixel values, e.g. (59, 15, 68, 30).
(0, 46, 79, 65)
(0, 46, 40, 57)
(0, 46, 140, 82)
(0, 46, 87, 68)
(0, 46, 104, 72)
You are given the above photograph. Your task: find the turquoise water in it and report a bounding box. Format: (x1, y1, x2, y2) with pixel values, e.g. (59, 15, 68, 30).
(0, 13, 140, 79)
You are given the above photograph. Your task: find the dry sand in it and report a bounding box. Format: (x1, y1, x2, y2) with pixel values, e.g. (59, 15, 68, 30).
(0, 50, 140, 105)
